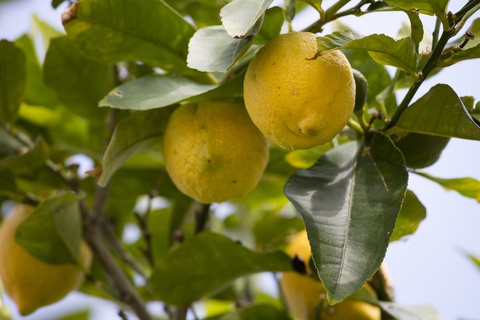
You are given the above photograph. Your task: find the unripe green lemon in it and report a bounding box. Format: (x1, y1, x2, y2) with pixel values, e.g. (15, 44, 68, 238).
(280, 230, 381, 320)
(394, 133, 450, 169)
(244, 32, 356, 150)
(0, 205, 92, 316)
(162, 100, 269, 204)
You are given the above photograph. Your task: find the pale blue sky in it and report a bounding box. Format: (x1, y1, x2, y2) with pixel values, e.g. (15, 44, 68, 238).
(0, 0, 479, 319)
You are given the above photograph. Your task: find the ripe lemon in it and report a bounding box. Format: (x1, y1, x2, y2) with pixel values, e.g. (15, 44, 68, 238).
(280, 230, 381, 320)
(244, 32, 356, 150)
(162, 100, 269, 204)
(0, 205, 92, 316)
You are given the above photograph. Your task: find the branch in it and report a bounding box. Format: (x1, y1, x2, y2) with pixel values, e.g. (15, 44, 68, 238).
(194, 202, 211, 234)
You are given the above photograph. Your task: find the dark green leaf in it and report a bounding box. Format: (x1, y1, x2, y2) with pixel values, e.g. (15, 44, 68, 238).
(14, 35, 59, 108)
(168, 193, 194, 247)
(0, 123, 30, 159)
(379, 302, 441, 320)
(283, 0, 296, 24)
(415, 172, 480, 202)
(383, 0, 449, 16)
(0, 40, 27, 124)
(98, 108, 172, 186)
(284, 131, 408, 304)
(52, 0, 66, 8)
(15, 192, 83, 264)
(151, 232, 292, 305)
(394, 133, 450, 169)
(316, 31, 418, 76)
(390, 190, 426, 242)
(99, 74, 216, 111)
(64, 0, 202, 78)
(44, 36, 114, 118)
(253, 7, 285, 45)
(391, 84, 480, 140)
(461, 96, 475, 112)
(220, 0, 273, 38)
(211, 304, 290, 320)
(0, 166, 22, 201)
(0, 138, 47, 177)
(187, 26, 254, 72)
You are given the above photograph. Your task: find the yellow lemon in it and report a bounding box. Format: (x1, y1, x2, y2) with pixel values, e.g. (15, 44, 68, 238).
(244, 32, 355, 150)
(162, 100, 269, 204)
(0, 205, 92, 316)
(280, 230, 381, 320)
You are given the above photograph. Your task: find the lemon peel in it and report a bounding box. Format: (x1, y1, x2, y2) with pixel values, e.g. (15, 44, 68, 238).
(244, 32, 355, 150)
(0, 205, 92, 316)
(162, 100, 269, 204)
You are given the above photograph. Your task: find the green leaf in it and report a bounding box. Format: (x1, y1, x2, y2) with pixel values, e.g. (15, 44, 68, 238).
(14, 34, 59, 109)
(253, 7, 285, 45)
(0, 40, 27, 124)
(284, 131, 408, 304)
(467, 254, 480, 270)
(98, 108, 172, 186)
(393, 133, 450, 169)
(15, 192, 83, 264)
(220, 0, 273, 38)
(212, 304, 290, 320)
(0, 123, 30, 159)
(0, 137, 47, 177)
(52, 0, 67, 9)
(283, 0, 296, 24)
(391, 84, 480, 140)
(404, 11, 424, 45)
(438, 43, 480, 67)
(390, 190, 426, 242)
(151, 232, 292, 305)
(53, 310, 90, 320)
(33, 15, 64, 50)
(383, 0, 449, 16)
(63, 0, 202, 78)
(0, 166, 21, 200)
(43, 36, 114, 118)
(379, 302, 441, 320)
(100, 74, 216, 111)
(316, 31, 418, 76)
(253, 211, 305, 248)
(187, 26, 255, 72)
(300, 0, 323, 13)
(415, 172, 480, 202)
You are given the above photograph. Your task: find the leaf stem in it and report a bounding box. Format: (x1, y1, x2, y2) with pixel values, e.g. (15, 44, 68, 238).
(347, 119, 364, 136)
(194, 202, 211, 234)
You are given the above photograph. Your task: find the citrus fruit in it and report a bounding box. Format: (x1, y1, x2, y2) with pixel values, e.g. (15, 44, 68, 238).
(0, 205, 92, 316)
(394, 133, 450, 168)
(352, 69, 369, 111)
(162, 100, 269, 204)
(244, 32, 356, 150)
(280, 230, 381, 320)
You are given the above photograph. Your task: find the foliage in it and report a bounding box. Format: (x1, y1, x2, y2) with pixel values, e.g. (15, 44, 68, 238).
(1, 0, 480, 319)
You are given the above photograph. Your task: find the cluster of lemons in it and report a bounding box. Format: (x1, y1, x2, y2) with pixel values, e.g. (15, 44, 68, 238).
(0, 32, 362, 317)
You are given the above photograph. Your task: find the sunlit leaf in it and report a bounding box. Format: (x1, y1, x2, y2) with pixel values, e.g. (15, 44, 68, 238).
(15, 192, 83, 264)
(391, 84, 480, 140)
(415, 171, 480, 202)
(379, 302, 442, 320)
(284, 131, 408, 304)
(390, 190, 426, 242)
(0, 40, 26, 123)
(316, 31, 418, 76)
(100, 74, 216, 111)
(383, 0, 449, 16)
(151, 232, 292, 305)
(208, 304, 290, 320)
(220, 0, 273, 38)
(438, 43, 480, 67)
(98, 108, 172, 186)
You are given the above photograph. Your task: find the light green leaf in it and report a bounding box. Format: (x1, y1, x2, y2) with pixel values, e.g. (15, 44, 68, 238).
(438, 43, 480, 67)
(284, 131, 408, 304)
(379, 302, 442, 320)
(63, 0, 202, 78)
(391, 84, 480, 140)
(151, 232, 292, 305)
(187, 26, 254, 72)
(98, 108, 172, 186)
(213, 305, 289, 320)
(383, 0, 449, 16)
(390, 190, 426, 242)
(403, 11, 424, 45)
(14, 34, 59, 109)
(316, 31, 418, 76)
(53, 310, 90, 320)
(33, 15, 64, 50)
(43, 36, 114, 118)
(100, 74, 216, 111)
(0, 40, 27, 124)
(415, 171, 480, 202)
(253, 7, 285, 45)
(220, 0, 273, 38)
(15, 192, 83, 264)
(253, 211, 304, 247)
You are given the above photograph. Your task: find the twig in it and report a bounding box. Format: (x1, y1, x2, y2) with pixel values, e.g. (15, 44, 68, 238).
(134, 194, 155, 267)
(118, 310, 129, 320)
(194, 202, 211, 234)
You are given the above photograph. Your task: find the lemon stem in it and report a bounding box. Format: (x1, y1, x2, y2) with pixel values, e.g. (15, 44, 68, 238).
(347, 119, 364, 136)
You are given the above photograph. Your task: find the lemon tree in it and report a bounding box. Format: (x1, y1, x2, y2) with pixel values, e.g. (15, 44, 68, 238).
(0, 0, 480, 319)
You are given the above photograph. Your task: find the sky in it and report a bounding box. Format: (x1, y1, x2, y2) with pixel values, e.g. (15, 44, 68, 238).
(0, 0, 479, 319)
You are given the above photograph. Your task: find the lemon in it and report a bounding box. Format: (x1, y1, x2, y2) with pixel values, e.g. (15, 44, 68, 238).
(162, 100, 269, 204)
(244, 32, 355, 150)
(280, 230, 381, 320)
(0, 205, 92, 316)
